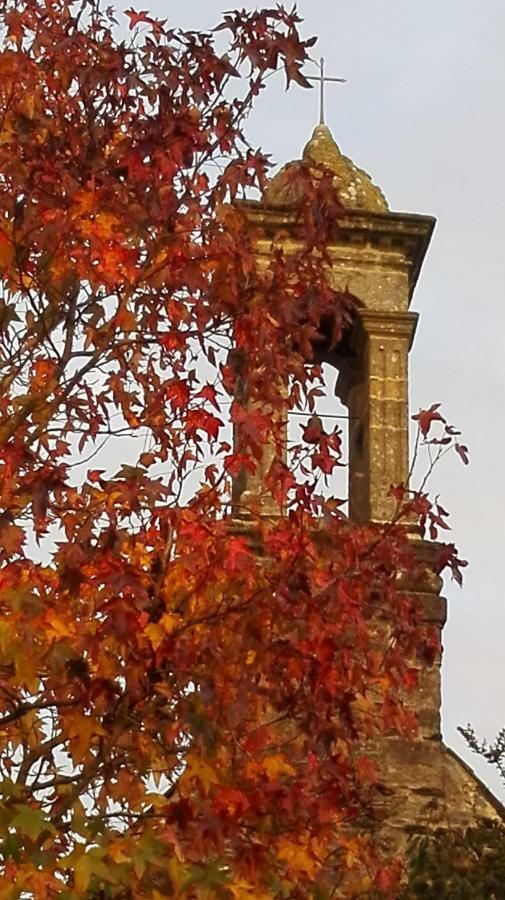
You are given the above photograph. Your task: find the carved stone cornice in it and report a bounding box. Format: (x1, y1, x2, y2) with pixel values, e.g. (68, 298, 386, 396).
(237, 200, 435, 301)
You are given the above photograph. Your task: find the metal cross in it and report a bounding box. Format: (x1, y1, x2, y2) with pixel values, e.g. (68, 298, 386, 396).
(308, 57, 346, 126)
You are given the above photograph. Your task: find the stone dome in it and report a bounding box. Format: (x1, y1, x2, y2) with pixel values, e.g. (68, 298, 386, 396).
(263, 124, 388, 213)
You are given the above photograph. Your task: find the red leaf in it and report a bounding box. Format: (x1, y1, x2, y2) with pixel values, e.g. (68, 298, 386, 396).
(200, 410, 223, 440)
(455, 443, 469, 465)
(160, 332, 183, 351)
(205, 464, 218, 484)
(224, 452, 255, 477)
(196, 384, 220, 410)
(376, 868, 392, 891)
(302, 422, 322, 445)
(225, 537, 253, 573)
(0, 523, 25, 555)
(88, 469, 106, 483)
(312, 452, 337, 475)
(213, 786, 250, 819)
(412, 403, 446, 437)
(166, 380, 190, 412)
(187, 409, 223, 441)
(125, 8, 152, 29)
(32, 482, 49, 531)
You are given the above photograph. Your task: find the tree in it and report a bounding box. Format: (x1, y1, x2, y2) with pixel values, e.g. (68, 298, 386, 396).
(0, 0, 465, 895)
(460, 726, 505, 788)
(404, 822, 505, 899)
(402, 643, 505, 895)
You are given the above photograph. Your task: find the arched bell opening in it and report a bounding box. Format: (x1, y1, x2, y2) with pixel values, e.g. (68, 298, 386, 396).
(230, 292, 418, 524)
(287, 363, 349, 514)
(287, 300, 363, 517)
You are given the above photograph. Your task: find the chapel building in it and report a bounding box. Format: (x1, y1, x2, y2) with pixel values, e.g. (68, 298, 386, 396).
(234, 121, 504, 846)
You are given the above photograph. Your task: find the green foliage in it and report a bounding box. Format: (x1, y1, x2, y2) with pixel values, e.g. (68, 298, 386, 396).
(405, 822, 505, 899)
(460, 725, 505, 785)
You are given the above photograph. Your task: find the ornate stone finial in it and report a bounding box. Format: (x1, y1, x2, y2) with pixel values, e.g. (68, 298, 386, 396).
(264, 124, 389, 213)
(302, 123, 344, 170)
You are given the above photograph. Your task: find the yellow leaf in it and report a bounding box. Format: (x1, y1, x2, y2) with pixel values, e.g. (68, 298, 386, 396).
(14, 649, 39, 693)
(0, 227, 14, 271)
(262, 754, 296, 781)
(144, 622, 164, 650)
(145, 614, 180, 649)
(276, 838, 318, 878)
(93, 212, 121, 238)
(45, 611, 75, 639)
(74, 853, 93, 892)
(71, 189, 95, 218)
(166, 858, 189, 892)
(65, 711, 106, 759)
(74, 850, 112, 892)
(0, 115, 15, 147)
(63, 846, 113, 892)
(180, 752, 219, 796)
(346, 875, 373, 895)
(160, 613, 179, 635)
(19, 273, 33, 291)
(107, 841, 131, 864)
(230, 881, 271, 899)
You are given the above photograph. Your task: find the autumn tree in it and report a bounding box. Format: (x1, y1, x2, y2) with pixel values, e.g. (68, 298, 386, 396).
(0, 0, 465, 896)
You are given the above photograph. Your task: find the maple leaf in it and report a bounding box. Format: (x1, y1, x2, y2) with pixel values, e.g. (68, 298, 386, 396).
(262, 754, 296, 781)
(72, 849, 112, 892)
(455, 442, 470, 465)
(125, 8, 152, 29)
(225, 536, 253, 573)
(66, 712, 106, 760)
(0, 522, 24, 555)
(213, 786, 250, 818)
(181, 753, 219, 796)
(186, 408, 223, 440)
(196, 383, 220, 410)
(302, 414, 324, 444)
(276, 838, 319, 878)
(312, 451, 337, 475)
(165, 379, 190, 411)
(12, 806, 53, 841)
(412, 403, 446, 437)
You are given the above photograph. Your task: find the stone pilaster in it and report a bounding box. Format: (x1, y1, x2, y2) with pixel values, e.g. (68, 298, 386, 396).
(231, 417, 285, 518)
(230, 353, 287, 518)
(344, 310, 418, 522)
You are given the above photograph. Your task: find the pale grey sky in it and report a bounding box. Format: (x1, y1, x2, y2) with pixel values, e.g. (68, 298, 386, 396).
(130, 0, 505, 797)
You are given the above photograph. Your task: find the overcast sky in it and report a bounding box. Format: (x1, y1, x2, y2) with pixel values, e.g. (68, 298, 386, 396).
(129, 0, 505, 798)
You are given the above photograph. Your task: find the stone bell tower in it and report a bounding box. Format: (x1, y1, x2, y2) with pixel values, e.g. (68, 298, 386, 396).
(238, 123, 434, 524)
(234, 124, 504, 842)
